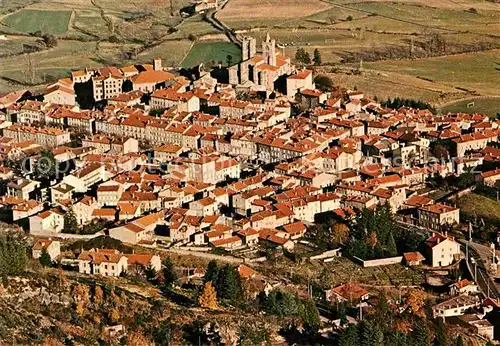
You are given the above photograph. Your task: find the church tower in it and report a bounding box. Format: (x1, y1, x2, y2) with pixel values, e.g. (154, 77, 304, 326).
(242, 36, 257, 61)
(262, 33, 276, 66)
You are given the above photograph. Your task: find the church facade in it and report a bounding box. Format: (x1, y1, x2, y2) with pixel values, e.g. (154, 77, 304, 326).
(228, 34, 294, 90)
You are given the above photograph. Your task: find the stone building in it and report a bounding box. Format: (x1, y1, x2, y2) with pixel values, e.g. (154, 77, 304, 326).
(228, 34, 293, 90)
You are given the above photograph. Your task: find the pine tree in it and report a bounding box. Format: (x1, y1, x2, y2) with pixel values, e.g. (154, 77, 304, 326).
(204, 260, 219, 284)
(214, 264, 242, 301)
(162, 258, 177, 288)
(304, 52, 312, 64)
(63, 207, 79, 234)
(386, 232, 398, 257)
(339, 324, 360, 346)
(455, 335, 464, 346)
(313, 48, 322, 65)
(39, 247, 52, 267)
(411, 317, 430, 346)
(360, 320, 374, 346)
(435, 318, 448, 346)
(198, 281, 217, 309)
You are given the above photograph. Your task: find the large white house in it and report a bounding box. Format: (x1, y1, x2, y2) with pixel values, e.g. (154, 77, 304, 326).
(425, 233, 461, 267)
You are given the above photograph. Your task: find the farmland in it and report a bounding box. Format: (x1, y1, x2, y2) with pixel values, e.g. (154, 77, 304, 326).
(2, 9, 72, 35)
(0, 0, 498, 109)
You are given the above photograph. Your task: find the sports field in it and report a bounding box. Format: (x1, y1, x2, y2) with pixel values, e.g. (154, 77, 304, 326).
(181, 42, 241, 68)
(2, 9, 72, 35)
(440, 98, 500, 117)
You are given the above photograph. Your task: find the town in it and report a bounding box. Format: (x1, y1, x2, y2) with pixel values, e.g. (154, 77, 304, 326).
(0, 31, 500, 345)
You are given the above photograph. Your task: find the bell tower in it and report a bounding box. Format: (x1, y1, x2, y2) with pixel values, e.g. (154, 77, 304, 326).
(262, 33, 276, 66)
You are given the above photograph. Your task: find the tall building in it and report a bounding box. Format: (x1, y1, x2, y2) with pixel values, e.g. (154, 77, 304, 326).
(228, 34, 293, 90)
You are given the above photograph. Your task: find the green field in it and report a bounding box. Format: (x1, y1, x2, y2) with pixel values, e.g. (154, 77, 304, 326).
(181, 42, 242, 68)
(440, 98, 500, 117)
(2, 9, 72, 35)
(458, 193, 500, 225)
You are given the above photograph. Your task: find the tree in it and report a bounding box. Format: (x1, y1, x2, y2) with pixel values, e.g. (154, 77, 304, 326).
(198, 281, 217, 309)
(301, 298, 320, 329)
(313, 48, 322, 65)
(407, 289, 426, 316)
(339, 324, 359, 346)
(127, 328, 150, 346)
(0, 234, 28, 276)
(455, 335, 464, 346)
(214, 264, 242, 301)
(162, 257, 177, 288)
(153, 318, 173, 346)
(35, 149, 57, 180)
(435, 318, 448, 346)
(226, 54, 233, 67)
(295, 47, 311, 64)
(303, 51, 312, 64)
(411, 317, 430, 346)
(331, 223, 350, 245)
(39, 248, 52, 267)
(42, 34, 58, 48)
(145, 265, 157, 283)
(204, 260, 219, 284)
(386, 232, 397, 256)
(456, 169, 475, 189)
(314, 75, 334, 92)
(63, 207, 79, 234)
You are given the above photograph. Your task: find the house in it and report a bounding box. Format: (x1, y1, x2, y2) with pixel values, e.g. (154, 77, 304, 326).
(403, 252, 425, 266)
(73, 196, 98, 225)
(418, 203, 460, 231)
(460, 314, 494, 340)
(210, 236, 243, 249)
(32, 239, 60, 261)
(449, 279, 479, 296)
(126, 253, 162, 273)
(282, 221, 307, 240)
(326, 283, 369, 304)
(29, 209, 65, 235)
(50, 183, 74, 203)
(7, 178, 40, 200)
(433, 295, 480, 318)
(154, 144, 184, 163)
(108, 212, 162, 244)
(478, 168, 500, 187)
(425, 233, 461, 267)
(43, 84, 76, 106)
(286, 70, 313, 98)
(92, 208, 117, 222)
(63, 163, 104, 193)
(77, 249, 128, 277)
(237, 228, 260, 247)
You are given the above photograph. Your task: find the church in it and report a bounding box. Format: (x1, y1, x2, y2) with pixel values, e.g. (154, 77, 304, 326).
(228, 34, 294, 90)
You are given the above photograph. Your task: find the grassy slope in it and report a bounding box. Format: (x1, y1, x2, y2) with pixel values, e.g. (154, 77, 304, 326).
(458, 193, 500, 224)
(2, 9, 72, 35)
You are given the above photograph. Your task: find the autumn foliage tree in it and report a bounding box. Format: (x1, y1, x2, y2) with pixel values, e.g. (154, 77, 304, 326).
(407, 289, 426, 316)
(198, 281, 217, 309)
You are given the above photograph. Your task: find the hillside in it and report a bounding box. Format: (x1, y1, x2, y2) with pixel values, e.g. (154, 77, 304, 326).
(0, 0, 499, 112)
